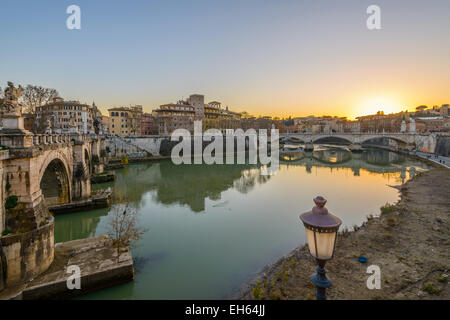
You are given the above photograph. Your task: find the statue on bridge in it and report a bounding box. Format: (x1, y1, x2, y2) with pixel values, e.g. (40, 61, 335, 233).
(1, 81, 24, 115)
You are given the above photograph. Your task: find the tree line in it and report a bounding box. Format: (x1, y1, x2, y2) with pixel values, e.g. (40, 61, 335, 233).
(0, 84, 59, 114)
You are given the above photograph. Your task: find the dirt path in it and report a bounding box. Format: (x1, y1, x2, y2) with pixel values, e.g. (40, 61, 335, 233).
(240, 168, 450, 300)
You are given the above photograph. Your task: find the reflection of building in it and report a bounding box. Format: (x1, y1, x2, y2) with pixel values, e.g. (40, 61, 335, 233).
(113, 161, 268, 213)
(108, 105, 143, 136)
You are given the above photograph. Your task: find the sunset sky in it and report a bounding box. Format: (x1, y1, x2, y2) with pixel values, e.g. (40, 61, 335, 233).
(1, 0, 449, 119)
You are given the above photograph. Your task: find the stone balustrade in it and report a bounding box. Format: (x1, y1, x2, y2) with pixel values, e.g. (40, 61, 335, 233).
(31, 133, 102, 146)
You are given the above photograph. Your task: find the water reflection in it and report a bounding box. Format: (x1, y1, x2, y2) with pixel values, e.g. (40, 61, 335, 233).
(55, 148, 427, 244)
(54, 147, 431, 299)
(54, 208, 108, 243)
(280, 147, 427, 180)
(114, 163, 269, 212)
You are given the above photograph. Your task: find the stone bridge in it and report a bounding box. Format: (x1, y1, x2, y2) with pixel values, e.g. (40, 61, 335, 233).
(280, 132, 439, 153)
(0, 120, 106, 289)
(0, 83, 111, 292)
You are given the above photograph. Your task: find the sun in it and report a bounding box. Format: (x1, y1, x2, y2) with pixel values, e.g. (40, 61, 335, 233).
(357, 96, 403, 117)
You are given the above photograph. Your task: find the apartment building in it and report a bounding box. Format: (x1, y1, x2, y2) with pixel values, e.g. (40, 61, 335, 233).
(108, 105, 143, 136)
(35, 97, 96, 134)
(153, 94, 242, 135)
(141, 113, 158, 135)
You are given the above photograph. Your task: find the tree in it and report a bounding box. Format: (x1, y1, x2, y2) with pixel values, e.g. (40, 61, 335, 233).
(0, 86, 3, 99)
(19, 85, 59, 113)
(107, 198, 148, 261)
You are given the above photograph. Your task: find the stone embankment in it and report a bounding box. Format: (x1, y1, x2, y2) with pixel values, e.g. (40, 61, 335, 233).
(239, 167, 449, 300)
(91, 172, 115, 184)
(0, 235, 134, 300)
(48, 190, 112, 215)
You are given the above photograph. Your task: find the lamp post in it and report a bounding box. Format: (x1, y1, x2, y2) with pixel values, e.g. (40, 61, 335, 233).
(300, 196, 342, 300)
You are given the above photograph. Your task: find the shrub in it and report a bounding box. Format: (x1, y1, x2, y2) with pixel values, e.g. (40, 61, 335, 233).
(2, 229, 12, 236)
(5, 195, 18, 209)
(252, 283, 264, 300)
(423, 282, 440, 295)
(380, 203, 396, 215)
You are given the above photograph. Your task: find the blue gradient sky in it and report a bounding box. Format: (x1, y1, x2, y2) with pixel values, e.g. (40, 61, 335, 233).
(1, 0, 449, 118)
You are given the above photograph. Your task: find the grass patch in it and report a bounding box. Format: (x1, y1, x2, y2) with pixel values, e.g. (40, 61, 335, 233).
(252, 281, 264, 300)
(380, 203, 396, 215)
(423, 282, 440, 295)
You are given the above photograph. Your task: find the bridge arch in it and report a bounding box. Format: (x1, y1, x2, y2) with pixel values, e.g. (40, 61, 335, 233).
(312, 136, 352, 145)
(361, 135, 409, 146)
(280, 136, 305, 144)
(39, 153, 72, 206)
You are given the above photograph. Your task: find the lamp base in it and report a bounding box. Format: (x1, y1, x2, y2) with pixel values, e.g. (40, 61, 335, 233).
(310, 266, 332, 300)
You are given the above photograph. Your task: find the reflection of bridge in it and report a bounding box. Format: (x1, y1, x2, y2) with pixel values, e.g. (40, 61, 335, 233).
(0, 90, 108, 289)
(280, 132, 438, 153)
(279, 148, 428, 178)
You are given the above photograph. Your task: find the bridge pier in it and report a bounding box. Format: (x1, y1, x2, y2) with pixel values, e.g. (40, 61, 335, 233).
(349, 143, 363, 152)
(304, 141, 314, 152)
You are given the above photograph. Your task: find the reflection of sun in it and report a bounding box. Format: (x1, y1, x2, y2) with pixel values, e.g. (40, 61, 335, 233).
(357, 97, 402, 116)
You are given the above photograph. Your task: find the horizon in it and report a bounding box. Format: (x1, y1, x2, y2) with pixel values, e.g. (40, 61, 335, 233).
(1, 0, 450, 119)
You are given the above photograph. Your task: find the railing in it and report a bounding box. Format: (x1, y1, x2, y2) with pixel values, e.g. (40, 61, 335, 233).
(31, 133, 103, 146)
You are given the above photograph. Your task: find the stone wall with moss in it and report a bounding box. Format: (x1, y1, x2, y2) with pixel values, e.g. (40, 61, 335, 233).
(0, 216, 54, 286)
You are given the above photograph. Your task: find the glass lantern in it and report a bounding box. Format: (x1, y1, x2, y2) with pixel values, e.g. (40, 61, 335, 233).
(300, 196, 342, 262)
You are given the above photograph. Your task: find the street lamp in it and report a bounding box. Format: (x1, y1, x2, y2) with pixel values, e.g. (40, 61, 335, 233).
(300, 196, 342, 300)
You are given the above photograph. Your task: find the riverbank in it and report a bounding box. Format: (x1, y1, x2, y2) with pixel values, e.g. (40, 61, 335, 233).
(0, 235, 134, 300)
(239, 167, 450, 300)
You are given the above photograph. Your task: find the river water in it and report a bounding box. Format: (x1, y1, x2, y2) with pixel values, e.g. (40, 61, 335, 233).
(54, 147, 429, 299)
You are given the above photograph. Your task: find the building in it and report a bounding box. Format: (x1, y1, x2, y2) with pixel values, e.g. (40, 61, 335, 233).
(153, 94, 241, 135)
(101, 115, 110, 135)
(414, 116, 449, 133)
(108, 105, 143, 136)
(153, 100, 195, 135)
(356, 111, 408, 133)
(141, 113, 158, 135)
(23, 113, 36, 132)
(35, 97, 96, 134)
(440, 104, 449, 117)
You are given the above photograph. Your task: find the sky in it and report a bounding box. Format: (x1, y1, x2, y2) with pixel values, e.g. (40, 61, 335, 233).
(1, 0, 449, 119)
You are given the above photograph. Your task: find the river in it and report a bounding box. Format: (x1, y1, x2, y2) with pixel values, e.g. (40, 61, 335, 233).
(54, 147, 430, 299)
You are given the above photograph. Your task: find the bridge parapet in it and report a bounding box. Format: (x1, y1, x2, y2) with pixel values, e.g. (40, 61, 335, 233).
(30, 133, 102, 146)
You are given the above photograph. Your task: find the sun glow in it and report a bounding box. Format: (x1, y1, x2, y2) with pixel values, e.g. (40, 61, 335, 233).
(357, 96, 404, 117)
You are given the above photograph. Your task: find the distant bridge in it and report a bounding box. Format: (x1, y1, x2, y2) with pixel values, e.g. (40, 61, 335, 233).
(280, 132, 439, 153)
